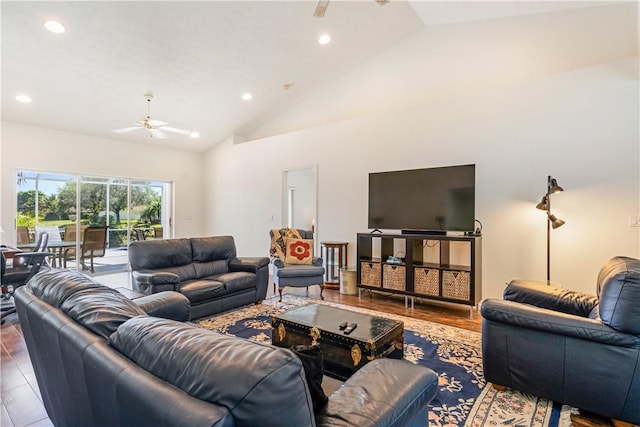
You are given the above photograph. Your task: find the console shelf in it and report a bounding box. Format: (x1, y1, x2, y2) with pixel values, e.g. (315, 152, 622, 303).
(356, 232, 482, 309)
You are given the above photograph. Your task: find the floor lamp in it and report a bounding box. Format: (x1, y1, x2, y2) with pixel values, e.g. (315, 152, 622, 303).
(536, 176, 565, 282)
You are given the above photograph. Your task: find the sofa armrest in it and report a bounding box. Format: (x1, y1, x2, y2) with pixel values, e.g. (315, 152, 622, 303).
(505, 279, 598, 317)
(134, 291, 190, 322)
(481, 299, 637, 347)
(272, 258, 285, 268)
(229, 257, 270, 273)
(316, 359, 438, 427)
(132, 270, 180, 295)
(312, 256, 323, 267)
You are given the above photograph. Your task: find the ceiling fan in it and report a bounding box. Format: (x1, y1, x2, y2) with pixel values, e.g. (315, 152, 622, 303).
(314, 0, 388, 17)
(113, 93, 191, 139)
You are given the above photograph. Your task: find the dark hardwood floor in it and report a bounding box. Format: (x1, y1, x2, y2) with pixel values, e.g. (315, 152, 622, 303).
(0, 282, 612, 426)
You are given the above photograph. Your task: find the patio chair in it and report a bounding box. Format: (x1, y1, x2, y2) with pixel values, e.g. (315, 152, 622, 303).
(63, 224, 88, 242)
(63, 226, 108, 273)
(17, 226, 31, 245)
(35, 225, 62, 242)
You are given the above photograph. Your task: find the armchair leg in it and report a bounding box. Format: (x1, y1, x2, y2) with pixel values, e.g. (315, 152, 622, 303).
(278, 288, 283, 302)
(491, 383, 508, 392)
(319, 284, 324, 300)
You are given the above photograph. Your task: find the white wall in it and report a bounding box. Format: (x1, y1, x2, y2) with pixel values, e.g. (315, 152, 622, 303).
(203, 5, 639, 299)
(0, 122, 204, 242)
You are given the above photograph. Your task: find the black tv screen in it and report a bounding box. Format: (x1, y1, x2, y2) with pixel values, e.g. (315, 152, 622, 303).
(368, 164, 475, 232)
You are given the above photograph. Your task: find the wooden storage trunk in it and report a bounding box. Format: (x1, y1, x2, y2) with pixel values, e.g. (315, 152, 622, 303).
(271, 304, 404, 380)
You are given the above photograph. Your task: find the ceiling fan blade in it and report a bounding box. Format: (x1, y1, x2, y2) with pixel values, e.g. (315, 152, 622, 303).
(150, 128, 168, 139)
(113, 126, 143, 134)
(314, 0, 329, 17)
(159, 126, 191, 136)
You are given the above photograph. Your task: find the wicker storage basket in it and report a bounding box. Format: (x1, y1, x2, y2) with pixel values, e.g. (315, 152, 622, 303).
(360, 262, 381, 287)
(383, 264, 406, 291)
(414, 267, 440, 296)
(442, 270, 470, 300)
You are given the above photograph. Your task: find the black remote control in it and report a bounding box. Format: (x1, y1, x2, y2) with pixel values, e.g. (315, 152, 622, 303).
(338, 321, 348, 330)
(343, 323, 357, 335)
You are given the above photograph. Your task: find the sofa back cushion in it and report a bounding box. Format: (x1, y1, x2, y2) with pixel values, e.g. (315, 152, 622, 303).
(29, 268, 103, 307)
(191, 236, 236, 278)
(129, 239, 197, 282)
(597, 256, 640, 335)
(109, 317, 316, 427)
(28, 269, 146, 339)
(129, 239, 193, 269)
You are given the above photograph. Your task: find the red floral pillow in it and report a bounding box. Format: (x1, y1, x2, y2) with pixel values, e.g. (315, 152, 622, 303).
(284, 238, 314, 265)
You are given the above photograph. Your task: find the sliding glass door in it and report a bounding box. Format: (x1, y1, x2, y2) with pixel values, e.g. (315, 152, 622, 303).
(15, 170, 172, 275)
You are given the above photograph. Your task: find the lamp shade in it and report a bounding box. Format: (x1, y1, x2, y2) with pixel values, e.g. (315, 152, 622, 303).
(536, 195, 549, 211)
(548, 214, 565, 229)
(549, 178, 564, 194)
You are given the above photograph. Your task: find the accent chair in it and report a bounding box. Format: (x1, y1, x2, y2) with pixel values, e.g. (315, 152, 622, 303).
(269, 228, 325, 302)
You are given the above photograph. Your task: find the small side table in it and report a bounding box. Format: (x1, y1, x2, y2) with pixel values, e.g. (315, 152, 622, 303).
(320, 241, 348, 289)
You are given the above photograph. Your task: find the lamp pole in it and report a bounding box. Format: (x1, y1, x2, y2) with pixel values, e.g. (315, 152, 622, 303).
(536, 175, 564, 283)
(546, 175, 552, 282)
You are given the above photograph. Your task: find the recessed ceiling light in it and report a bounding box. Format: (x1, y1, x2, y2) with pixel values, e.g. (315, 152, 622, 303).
(241, 93, 253, 101)
(318, 34, 331, 45)
(44, 20, 66, 34)
(190, 132, 200, 139)
(16, 94, 32, 103)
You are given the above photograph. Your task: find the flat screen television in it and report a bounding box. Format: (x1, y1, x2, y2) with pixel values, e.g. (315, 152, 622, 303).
(368, 164, 475, 233)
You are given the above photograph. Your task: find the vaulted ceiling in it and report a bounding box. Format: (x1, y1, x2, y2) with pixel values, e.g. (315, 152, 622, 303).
(1, 1, 608, 153)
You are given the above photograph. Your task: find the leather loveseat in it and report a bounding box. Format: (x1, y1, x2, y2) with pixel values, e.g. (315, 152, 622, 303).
(480, 256, 640, 425)
(129, 236, 269, 319)
(16, 269, 439, 427)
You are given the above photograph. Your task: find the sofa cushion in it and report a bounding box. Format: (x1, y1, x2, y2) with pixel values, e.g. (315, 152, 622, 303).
(61, 288, 146, 339)
(180, 280, 226, 303)
(109, 317, 316, 427)
(596, 256, 640, 335)
(28, 269, 146, 339)
(211, 271, 255, 294)
(191, 236, 236, 262)
(276, 264, 325, 278)
(29, 269, 104, 307)
(129, 239, 193, 270)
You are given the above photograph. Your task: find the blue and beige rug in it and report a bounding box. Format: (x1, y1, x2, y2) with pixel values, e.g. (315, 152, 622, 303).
(196, 295, 576, 427)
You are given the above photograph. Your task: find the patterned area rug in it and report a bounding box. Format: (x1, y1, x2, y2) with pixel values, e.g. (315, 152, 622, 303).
(195, 295, 576, 427)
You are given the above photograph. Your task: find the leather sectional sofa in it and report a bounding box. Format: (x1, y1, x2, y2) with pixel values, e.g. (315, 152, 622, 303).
(129, 236, 269, 319)
(16, 269, 439, 427)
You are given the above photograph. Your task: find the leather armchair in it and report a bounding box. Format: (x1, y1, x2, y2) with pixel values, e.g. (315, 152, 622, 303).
(480, 256, 640, 425)
(269, 228, 325, 301)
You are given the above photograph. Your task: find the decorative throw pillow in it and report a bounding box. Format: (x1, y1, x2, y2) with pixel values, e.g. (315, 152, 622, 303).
(284, 238, 313, 265)
(270, 228, 301, 259)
